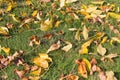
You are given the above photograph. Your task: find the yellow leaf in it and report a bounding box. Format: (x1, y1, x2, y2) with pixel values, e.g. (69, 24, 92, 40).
(75, 28, 80, 41)
(55, 20, 62, 27)
(9, 14, 20, 22)
(101, 36, 108, 44)
(86, 6, 97, 13)
(107, 12, 120, 19)
(111, 37, 120, 43)
(39, 53, 52, 62)
(91, 1, 104, 5)
(66, 0, 77, 3)
(26, 0, 32, 5)
(29, 76, 40, 80)
(83, 26, 88, 40)
(6, 3, 12, 12)
(33, 57, 48, 68)
(1, 47, 10, 55)
(40, 18, 53, 31)
(91, 10, 103, 18)
(79, 47, 88, 54)
(81, 39, 93, 48)
(61, 41, 72, 52)
(47, 40, 60, 53)
(0, 27, 9, 35)
(30, 68, 41, 76)
(32, 10, 38, 17)
(97, 44, 106, 56)
(83, 58, 91, 71)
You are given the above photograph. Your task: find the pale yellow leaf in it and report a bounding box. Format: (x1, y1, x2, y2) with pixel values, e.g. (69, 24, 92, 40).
(61, 41, 72, 52)
(40, 18, 53, 31)
(86, 6, 97, 13)
(83, 26, 88, 40)
(66, 0, 77, 3)
(47, 40, 60, 53)
(91, 1, 104, 5)
(55, 20, 62, 27)
(106, 71, 117, 80)
(9, 14, 20, 22)
(60, 0, 66, 8)
(75, 28, 80, 41)
(0, 27, 9, 35)
(97, 44, 106, 56)
(111, 37, 120, 43)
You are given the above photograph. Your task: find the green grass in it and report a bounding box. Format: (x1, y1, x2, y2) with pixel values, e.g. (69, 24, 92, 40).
(0, 0, 120, 80)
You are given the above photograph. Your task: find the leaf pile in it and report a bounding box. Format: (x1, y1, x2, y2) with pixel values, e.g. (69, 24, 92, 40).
(0, 0, 120, 80)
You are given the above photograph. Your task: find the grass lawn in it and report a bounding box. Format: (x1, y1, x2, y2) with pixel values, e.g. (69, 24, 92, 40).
(0, 0, 120, 80)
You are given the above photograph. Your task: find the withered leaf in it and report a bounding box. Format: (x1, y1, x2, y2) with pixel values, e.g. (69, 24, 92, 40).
(97, 44, 106, 56)
(47, 40, 60, 53)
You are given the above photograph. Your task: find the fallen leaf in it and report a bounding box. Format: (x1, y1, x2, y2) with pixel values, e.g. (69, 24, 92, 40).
(0, 27, 9, 35)
(83, 25, 88, 40)
(101, 53, 119, 61)
(39, 53, 52, 62)
(66, 0, 77, 3)
(75, 28, 80, 41)
(30, 68, 41, 76)
(61, 41, 72, 52)
(76, 58, 91, 78)
(33, 57, 49, 68)
(1, 47, 10, 55)
(106, 71, 117, 80)
(14, 69, 26, 78)
(55, 20, 62, 27)
(107, 12, 120, 19)
(9, 14, 20, 22)
(6, 3, 12, 12)
(29, 35, 40, 46)
(97, 44, 106, 56)
(31, 10, 38, 17)
(40, 18, 53, 31)
(29, 76, 40, 80)
(91, 1, 104, 5)
(43, 33, 52, 39)
(111, 37, 120, 43)
(68, 28, 77, 31)
(101, 36, 108, 44)
(47, 40, 60, 53)
(98, 71, 107, 80)
(40, 0, 51, 2)
(67, 74, 79, 80)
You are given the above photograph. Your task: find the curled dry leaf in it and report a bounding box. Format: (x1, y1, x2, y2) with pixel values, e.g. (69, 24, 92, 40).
(68, 28, 77, 31)
(61, 41, 72, 52)
(14, 69, 26, 78)
(43, 33, 52, 39)
(29, 76, 40, 80)
(19, 18, 34, 28)
(0, 27, 9, 35)
(47, 40, 60, 53)
(97, 44, 106, 56)
(106, 71, 117, 80)
(101, 53, 119, 61)
(29, 35, 40, 46)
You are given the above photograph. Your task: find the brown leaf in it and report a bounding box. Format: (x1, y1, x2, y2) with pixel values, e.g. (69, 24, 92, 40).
(29, 35, 40, 46)
(47, 40, 61, 53)
(43, 33, 52, 39)
(14, 69, 26, 78)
